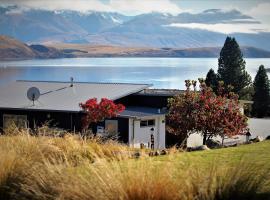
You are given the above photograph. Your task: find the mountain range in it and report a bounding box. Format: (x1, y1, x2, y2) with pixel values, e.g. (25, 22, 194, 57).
(1, 35, 270, 60)
(1, 6, 270, 50)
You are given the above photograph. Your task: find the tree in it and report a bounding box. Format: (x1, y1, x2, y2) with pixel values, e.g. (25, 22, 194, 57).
(79, 98, 125, 132)
(252, 65, 270, 118)
(167, 80, 199, 145)
(167, 80, 248, 145)
(205, 68, 218, 94)
(196, 81, 247, 144)
(217, 37, 251, 98)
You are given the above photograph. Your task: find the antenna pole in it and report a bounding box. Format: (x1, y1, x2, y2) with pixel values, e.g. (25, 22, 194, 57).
(70, 77, 74, 87)
(32, 94, 35, 106)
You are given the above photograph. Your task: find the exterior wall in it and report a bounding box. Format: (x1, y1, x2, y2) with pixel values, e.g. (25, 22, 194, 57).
(187, 118, 270, 147)
(238, 103, 245, 115)
(0, 109, 166, 149)
(0, 109, 82, 132)
(0, 109, 131, 145)
(128, 115, 166, 149)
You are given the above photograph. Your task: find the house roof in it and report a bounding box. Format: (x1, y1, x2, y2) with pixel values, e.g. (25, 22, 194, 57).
(0, 80, 151, 112)
(136, 88, 184, 96)
(119, 106, 166, 118)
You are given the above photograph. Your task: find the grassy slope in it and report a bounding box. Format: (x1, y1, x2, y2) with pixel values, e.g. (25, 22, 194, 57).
(155, 141, 270, 168)
(0, 132, 269, 200)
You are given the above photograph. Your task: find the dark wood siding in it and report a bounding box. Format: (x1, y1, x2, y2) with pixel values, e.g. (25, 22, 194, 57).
(0, 109, 129, 144)
(0, 109, 83, 133)
(115, 95, 172, 108)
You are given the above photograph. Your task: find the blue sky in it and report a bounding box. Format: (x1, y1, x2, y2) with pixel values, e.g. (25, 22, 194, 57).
(1, 0, 270, 33)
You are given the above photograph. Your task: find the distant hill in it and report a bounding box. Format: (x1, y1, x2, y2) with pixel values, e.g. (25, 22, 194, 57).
(0, 35, 36, 60)
(1, 35, 270, 60)
(49, 43, 270, 58)
(0, 35, 66, 60)
(1, 6, 270, 50)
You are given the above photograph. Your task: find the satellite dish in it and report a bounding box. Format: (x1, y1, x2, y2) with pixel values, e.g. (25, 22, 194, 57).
(27, 87, 40, 105)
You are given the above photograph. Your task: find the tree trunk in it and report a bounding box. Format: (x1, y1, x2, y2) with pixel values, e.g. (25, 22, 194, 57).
(203, 133, 207, 145)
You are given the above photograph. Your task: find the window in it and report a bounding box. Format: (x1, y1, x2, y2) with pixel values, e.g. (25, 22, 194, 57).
(140, 119, 155, 127)
(105, 120, 118, 135)
(3, 114, 27, 129)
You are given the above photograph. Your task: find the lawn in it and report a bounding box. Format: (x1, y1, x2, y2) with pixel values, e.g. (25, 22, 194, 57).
(155, 141, 270, 169)
(0, 131, 269, 200)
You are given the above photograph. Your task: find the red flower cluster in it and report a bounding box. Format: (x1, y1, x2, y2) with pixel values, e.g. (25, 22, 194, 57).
(79, 98, 125, 130)
(168, 80, 247, 145)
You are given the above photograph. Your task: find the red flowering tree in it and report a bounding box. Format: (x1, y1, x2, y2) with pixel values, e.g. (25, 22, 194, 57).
(167, 80, 248, 145)
(167, 80, 199, 145)
(79, 98, 125, 132)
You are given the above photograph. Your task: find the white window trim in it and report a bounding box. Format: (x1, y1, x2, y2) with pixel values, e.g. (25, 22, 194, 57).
(140, 119, 155, 128)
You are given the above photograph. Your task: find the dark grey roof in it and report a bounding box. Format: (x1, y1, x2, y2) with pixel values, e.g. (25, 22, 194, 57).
(0, 81, 151, 112)
(119, 106, 167, 118)
(136, 89, 184, 96)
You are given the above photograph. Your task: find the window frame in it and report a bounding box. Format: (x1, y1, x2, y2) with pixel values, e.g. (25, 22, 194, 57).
(105, 119, 118, 135)
(3, 114, 28, 129)
(140, 119, 155, 127)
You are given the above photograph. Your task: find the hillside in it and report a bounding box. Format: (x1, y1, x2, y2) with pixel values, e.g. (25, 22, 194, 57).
(1, 35, 270, 60)
(45, 43, 270, 58)
(0, 35, 66, 60)
(0, 35, 36, 60)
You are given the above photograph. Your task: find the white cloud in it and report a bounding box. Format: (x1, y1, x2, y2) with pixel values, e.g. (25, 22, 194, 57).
(1, 0, 183, 15)
(109, 0, 182, 15)
(2, 0, 113, 13)
(249, 2, 270, 17)
(166, 22, 270, 34)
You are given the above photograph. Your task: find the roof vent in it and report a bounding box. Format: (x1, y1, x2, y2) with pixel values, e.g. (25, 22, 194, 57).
(70, 77, 74, 87)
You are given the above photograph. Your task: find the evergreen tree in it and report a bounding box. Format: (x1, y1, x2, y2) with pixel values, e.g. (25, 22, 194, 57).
(252, 65, 270, 118)
(205, 68, 218, 93)
(217, 37, 251, 98)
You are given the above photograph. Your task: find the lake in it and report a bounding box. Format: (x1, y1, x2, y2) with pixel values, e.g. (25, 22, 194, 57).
(0, 57, 269, 89)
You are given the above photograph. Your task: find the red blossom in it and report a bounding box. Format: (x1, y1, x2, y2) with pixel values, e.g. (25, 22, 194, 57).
(168, 80, 248, 145)
(79, 98, 125, 130)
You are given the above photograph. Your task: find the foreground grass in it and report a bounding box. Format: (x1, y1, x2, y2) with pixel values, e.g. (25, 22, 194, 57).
(0, 131, 269, 200)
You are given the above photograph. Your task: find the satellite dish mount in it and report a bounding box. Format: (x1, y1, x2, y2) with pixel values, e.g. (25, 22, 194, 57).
(27, 87, 40, 106)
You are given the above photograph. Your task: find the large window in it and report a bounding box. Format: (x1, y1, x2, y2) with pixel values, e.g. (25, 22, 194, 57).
(140, 119, 155, 127)
(105, 120, 118, 135)
(3, 114, 27, 129)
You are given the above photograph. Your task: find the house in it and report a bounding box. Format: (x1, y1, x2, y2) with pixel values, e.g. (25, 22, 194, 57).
(0, 80, 168, 149)
(0, 80, 252, 149)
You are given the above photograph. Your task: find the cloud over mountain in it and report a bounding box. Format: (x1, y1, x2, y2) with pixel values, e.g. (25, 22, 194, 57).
(0, 0, 183, 15)
(0, 5, 270, 50)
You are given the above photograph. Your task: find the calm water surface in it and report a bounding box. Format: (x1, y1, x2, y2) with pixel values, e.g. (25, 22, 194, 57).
(0, 58, 269, 89)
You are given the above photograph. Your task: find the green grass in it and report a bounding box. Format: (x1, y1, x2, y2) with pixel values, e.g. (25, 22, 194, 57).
(0, 129, 269, 200)
(155, 141, 270, 169)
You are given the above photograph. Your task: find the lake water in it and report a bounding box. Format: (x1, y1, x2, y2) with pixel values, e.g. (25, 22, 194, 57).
(0, 57, 270, 89)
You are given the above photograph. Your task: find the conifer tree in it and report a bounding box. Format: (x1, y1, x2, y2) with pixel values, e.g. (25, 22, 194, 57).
(205, 68, 218, 93)
(252, 65, 270, 118)
(217, 37, 251, 98)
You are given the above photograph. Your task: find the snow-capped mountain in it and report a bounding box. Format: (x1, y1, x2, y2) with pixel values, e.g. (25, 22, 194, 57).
(1, 6, 270, 50)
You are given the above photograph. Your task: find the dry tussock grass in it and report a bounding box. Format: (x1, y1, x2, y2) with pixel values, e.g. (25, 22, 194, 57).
(0, 127, 269, 200)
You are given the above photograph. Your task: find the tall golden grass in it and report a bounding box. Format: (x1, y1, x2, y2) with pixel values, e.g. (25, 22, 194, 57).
(0, 127, 269, 200)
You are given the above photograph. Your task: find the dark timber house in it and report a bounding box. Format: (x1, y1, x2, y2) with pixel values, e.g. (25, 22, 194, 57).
(0, 80, 180, 149)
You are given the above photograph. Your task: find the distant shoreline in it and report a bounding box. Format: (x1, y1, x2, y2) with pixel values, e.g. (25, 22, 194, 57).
(2, 56, 270, 62)
(1, 35, 270, 61)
